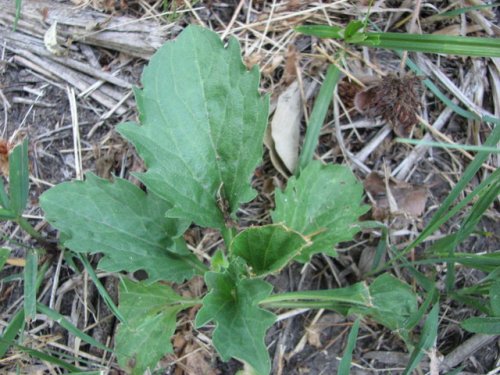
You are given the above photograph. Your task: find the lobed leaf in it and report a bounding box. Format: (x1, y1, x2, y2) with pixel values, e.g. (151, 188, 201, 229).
(272, 161, 368, 262)
(230, 224, 310, 276)
(115, 279, 192, 375)
(118, 25, 269, 230)
(195, 270, 276, 375)
(40, 173, 197, 283)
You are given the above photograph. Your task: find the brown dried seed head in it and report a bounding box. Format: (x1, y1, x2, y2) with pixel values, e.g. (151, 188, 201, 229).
(355, 73, 423, 137)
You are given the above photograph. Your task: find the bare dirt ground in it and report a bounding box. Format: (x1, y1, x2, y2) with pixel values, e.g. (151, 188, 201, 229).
(1, 0, 499, 374)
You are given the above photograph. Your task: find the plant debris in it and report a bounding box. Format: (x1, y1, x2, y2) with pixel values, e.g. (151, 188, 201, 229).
(364, 171, 429, 220)
(355, 73, 424, 137)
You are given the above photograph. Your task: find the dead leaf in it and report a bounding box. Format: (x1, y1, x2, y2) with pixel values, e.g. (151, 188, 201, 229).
(95, 152, 117, 179)
(44, 22, 66, 56)
(337, 78, 363, 109)
(282, 45, 299, 85)
(364, 172, 428, 220)
(306, 314, 343, 349)
(0, 139, 10, 177)
(269, 80, 302, 175)
(244, 52, 263, 70)
(182, 342, 216, 375)
(262, 55, 284, 76)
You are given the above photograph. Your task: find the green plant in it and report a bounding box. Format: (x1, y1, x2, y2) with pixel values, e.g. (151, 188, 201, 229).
(33, 26, 422, 374)
(296, 21, 500, 57)
(1, 24, 498, 374)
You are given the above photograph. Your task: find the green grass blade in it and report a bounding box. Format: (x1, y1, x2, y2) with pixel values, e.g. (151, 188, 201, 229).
(295, 25, 344, 39)
(405, 265, 436, 293)
(24, 249, 38, 322)
(13, 0, 22, 31)
(1, 272, 23, 283)
(36, 303, 111, 352)
(404, 125, 500, 255)
(409, 253, 500, 273)
(15, 344, 81, 372)
(371, 227, 388, 271)
(403, 303, 439, 375)
(396, 138, 500, 153)
(451, 293, 491, 315)
(360, 33, 500, 57)
(338, 318, 360, 375)
(404, 287, 439, 331)
(9, 139, 29, 216)
(437, 3, 500, 17)
(490, 281, 500, 316)
(0, 309, 25, 358)
(298, 64, 341, 173)
(0, 208, 17, 220)
(446, 367, 465, 375)
(78, 254, 125, 323)
(444, 174, 500, 290)
(461, 317, 500, 334)
(296, 25, 500, 57)
(377, 169, 500, 273)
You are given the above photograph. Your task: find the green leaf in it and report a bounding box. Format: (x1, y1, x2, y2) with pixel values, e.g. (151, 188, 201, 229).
(344, 21, 364, 39)
(0, 309, 25, 358)
(338, 318, 360, 375)
(298, 65, 341, 171)
(231, 224, 310, 276)
(273, 161, 368, 262)
(403, 303, 439, 375)
(9, 138, 29, 216)
(40, 173, 198, 282)
(15, 344, 81, 372)
(0, 208, 16, 220)
(195, 270, 276, 375)
(115, 279, 194, 375)
(0, 248, 9, 271)
(295, 25, 345, 39)
(118, 25, 269, 230)
(260, 281, 370, 312)
(211, 249, 229, 272)
(37, 303, 110, 352)
(78, 254, 125, 323)
(350, 274, 418, 331)
(461, 316, 500, 334)
(404, 287, 439, 331)
(24, 249, 38, 322)
(359, 32, 500, 57)
(490, 281, 500, 317)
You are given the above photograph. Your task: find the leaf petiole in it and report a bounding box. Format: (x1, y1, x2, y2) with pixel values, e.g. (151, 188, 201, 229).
(259, 282, 371, 309)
